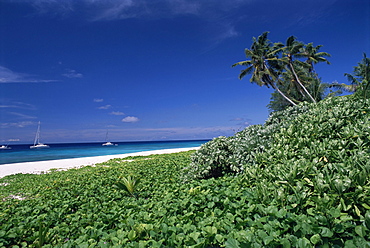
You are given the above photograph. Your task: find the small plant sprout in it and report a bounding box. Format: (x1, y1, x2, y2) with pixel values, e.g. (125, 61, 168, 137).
(114, 175, 140, 198)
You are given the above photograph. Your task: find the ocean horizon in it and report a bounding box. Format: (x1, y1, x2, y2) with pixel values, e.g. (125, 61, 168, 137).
(0, 139, 209, 165)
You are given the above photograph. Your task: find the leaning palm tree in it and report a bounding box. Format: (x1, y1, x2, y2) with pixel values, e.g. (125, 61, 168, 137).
(232, 32, 296, 106)
(274, 36, 317, 103)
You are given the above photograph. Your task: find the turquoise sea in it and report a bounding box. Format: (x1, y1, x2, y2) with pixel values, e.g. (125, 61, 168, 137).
(0, 140, 209, 165)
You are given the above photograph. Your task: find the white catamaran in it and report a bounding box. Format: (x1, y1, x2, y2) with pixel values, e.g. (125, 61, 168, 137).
(102, 130, 117, 146)
(30, 121, 50, 149)
(0, 145, 11, 150)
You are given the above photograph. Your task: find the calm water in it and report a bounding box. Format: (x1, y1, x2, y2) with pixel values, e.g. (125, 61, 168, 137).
(0, 140, 209, 165)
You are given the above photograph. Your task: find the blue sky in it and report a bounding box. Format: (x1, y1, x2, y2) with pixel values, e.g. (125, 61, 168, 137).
(1, 0, 369, 144)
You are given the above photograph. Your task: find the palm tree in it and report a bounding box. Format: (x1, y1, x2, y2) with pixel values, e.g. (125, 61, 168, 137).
(301, 43, 331, 73)
(329, 54, 369, 98)
(274, 36, 317, 103)
(344, 53, 370, 98)
(345, 53, 370, 84)
(232, 32, 296, 106)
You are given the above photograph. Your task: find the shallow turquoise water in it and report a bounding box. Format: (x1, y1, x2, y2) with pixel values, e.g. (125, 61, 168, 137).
(0, 140, 208, 165)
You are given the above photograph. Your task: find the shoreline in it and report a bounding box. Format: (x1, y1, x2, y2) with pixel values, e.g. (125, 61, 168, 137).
(0, 147, 200, 178)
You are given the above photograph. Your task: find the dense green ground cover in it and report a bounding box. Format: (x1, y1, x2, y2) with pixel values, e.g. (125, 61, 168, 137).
(1, 96, 369, 247)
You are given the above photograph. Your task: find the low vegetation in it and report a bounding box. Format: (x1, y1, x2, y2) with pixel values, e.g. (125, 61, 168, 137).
(1, 95, 369, 247)
(187, 95, 370, 247)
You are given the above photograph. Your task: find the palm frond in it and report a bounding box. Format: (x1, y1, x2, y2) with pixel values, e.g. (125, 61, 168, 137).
(329, 81, 357, 92)
(239, 66, 254, 79)
(114, 175, 140, 197)
(286, 36, 296, 47)
(344, 73, 360, 85)
(232, 60, 251, 67)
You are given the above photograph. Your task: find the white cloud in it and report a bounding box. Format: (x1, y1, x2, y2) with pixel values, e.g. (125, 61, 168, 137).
(230, 117, 244, 121)
(31, 0, 75, 16)
(120, 126, 236, 140)
(93, 98, 104, 102)
(92, 0, 137, 21)
(110, 111, 125, 115)
(62, 69, 83, 78)
(0, 121, 35, 128)
(86, 0, 250, 20)
(230, 117, 252, 127)
(0, 66, 25, 82)
(122, 116, 139, 123)
(8, 112, 37, 119)
(0, 65, 57, 83)
(0, 100, 36, 110)
(98, 105, 111, 109)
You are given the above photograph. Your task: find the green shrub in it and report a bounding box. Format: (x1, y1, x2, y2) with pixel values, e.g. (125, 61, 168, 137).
(188, 96, 370, 181)
(183, 95, 370, 246)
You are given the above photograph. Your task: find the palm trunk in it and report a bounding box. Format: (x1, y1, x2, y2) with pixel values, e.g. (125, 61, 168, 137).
(289, 62, 316, 103)
(262, 74, 297, 106)
(271, 82, 297, 106)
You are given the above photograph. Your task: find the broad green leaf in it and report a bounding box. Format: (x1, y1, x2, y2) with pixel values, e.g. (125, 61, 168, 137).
(128, 230, 137, 241)
(263, 235, 274, 245)
(320, 227, 333, 238)
(280, 238, 291, 248)
(310, 234, 321, 245)
(307, 208, 314, 216)
(204, 226, 217, 235)
(329, 208, 341, 218)
(296, 237, 311, 248)
(189, 231, 201, 242)
(215, 234, 224, 243)
(344, 240, 357, 248)
(355, 225, 366, 238)
(225, 238, 240, 248)
(207, 202, 215, 208)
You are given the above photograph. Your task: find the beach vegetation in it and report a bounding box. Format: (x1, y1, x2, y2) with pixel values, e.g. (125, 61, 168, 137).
(34, 220, 58, 248)
(0, 95, 369, 247)
(187, 95, 370, 246)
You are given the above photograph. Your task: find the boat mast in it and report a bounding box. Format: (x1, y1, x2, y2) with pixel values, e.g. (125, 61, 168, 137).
(34, 121, 41, 145)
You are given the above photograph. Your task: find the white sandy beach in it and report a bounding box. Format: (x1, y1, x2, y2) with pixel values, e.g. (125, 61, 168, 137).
(0, 147, 200, 178)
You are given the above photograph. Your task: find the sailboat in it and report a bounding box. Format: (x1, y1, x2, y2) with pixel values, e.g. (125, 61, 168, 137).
(102, 130, 117, 146)
(0, 145, 11, 150)
(30, 121, 50, 149)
